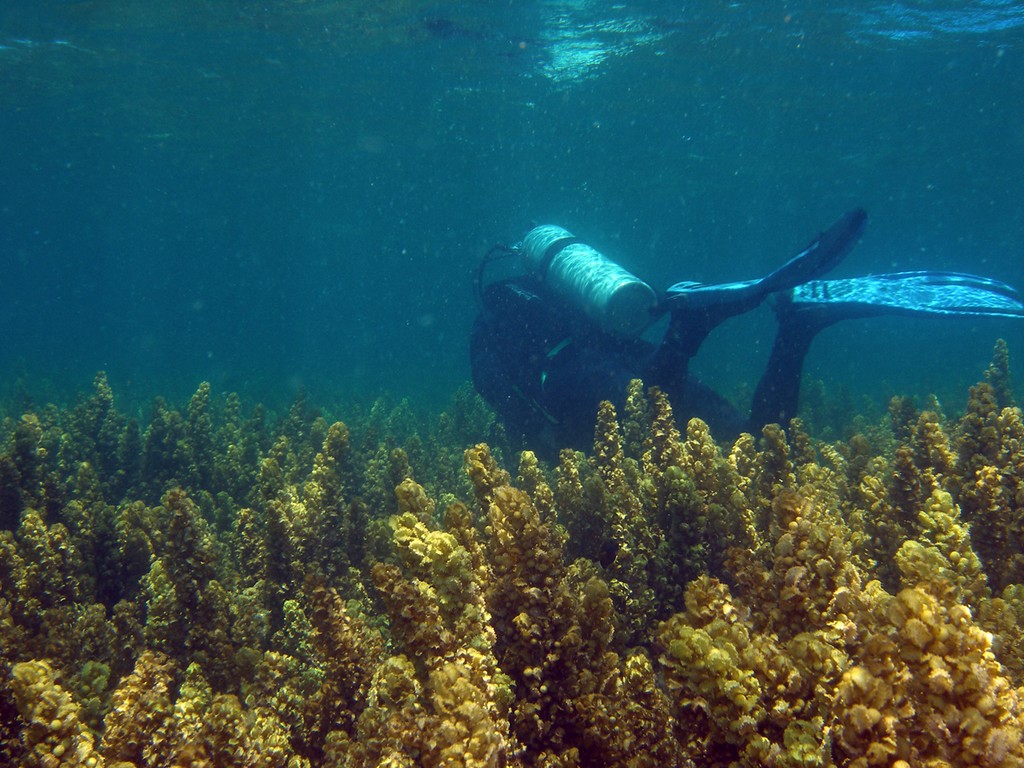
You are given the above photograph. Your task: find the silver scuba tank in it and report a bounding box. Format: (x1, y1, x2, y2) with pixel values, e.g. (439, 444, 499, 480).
(521, 225, 657, 337)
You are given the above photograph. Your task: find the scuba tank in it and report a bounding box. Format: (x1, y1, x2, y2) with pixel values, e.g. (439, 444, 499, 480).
(521, 225, 657, 337)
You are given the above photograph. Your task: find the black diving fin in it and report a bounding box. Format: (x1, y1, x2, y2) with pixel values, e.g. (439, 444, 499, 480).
(664, 208, 867, 314)
(757, 207, 867, 295)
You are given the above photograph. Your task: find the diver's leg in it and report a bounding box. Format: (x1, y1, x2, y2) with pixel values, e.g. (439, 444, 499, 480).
(642, 313, 706, 387)
(747, 277, 900, 430)
(748, 304, 820, 430)
(748, 270, 1024, 430)
(650, 209, 868, 385)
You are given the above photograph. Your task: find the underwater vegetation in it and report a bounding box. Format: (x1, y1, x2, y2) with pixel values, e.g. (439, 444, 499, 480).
(1, 340, 1024, 767)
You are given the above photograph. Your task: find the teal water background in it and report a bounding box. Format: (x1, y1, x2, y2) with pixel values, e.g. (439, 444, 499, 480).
(2, 1, 1022, 416)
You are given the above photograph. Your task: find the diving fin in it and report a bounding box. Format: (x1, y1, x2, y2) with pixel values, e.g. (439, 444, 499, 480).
(753, 270, 1023, 429)
(655, 209, 870, 376)
(757, 207, 867, 295)
(664, 208, 867, 314)
(782, 271, 1024, 326)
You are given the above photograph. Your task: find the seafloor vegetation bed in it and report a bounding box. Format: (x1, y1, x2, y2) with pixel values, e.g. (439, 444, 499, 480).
(1, 341, 1023, 768)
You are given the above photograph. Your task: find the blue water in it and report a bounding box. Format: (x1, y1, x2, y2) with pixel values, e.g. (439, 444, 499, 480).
(2, 0, 1022, 415)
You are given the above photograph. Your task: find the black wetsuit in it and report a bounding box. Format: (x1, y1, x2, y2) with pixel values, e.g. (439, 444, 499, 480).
(470, 208, 1024, 454)
(471, 277, 768, 453)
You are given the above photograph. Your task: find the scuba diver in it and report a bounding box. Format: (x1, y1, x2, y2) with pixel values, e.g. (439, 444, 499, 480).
(470, 209, 1024, 454)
